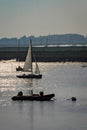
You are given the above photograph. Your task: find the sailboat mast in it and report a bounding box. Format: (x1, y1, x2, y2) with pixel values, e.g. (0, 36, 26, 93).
(30, 39, 33, 73)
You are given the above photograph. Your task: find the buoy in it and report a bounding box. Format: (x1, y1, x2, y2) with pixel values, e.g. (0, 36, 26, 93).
(71, 97, 77, 101)
(67, 97, 77, 101)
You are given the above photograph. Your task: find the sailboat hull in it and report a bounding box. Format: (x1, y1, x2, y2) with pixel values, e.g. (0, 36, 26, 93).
(16, 74, 42, 79)
(12, 94, 55, 101)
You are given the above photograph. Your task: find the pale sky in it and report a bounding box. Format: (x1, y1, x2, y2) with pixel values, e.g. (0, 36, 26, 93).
(0, 0, 87, 38)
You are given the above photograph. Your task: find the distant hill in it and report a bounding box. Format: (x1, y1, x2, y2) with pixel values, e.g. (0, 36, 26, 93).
(0, 34, 87, 47)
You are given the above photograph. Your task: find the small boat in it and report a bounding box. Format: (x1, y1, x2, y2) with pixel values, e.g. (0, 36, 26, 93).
(12, 91, 55, 101)
(82, 65, 87, 68)
(81, 63, 87, 68)
(16, 39, 42, 79)
(16, 66, 23, 71)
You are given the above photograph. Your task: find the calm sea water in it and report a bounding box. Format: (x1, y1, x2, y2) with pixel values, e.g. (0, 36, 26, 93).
(0, 60, 87, 130)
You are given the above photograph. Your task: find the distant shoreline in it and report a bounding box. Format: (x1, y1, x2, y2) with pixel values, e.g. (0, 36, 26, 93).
(0, 46, 87, 62)
(0, 34, 87, 47)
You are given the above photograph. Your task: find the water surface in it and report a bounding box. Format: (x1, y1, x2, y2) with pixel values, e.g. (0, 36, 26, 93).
(0, 61, 87, 130)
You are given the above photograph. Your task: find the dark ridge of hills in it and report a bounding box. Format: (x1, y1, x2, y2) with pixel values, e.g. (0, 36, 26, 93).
(0, 34, 87, 47)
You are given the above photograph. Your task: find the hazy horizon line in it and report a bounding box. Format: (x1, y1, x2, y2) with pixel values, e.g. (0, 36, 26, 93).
(0, 33, 87, 39)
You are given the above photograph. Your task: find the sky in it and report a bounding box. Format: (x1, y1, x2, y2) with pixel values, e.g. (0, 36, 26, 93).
(0, 0, 87, 38)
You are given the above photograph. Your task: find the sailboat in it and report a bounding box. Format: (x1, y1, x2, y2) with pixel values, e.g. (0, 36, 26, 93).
(16, 40, 42, 79)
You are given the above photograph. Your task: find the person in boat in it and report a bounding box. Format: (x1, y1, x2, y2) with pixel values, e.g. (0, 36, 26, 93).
(17, 91, 23, 96)
(18, 66, 21, 68)
(17, 66, 22, 69)
(39, 91, 44, 96)
(16, 66, 23, 71)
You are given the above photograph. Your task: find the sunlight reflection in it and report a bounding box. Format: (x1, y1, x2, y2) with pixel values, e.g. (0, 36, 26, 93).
(0, 87, 16, 92)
